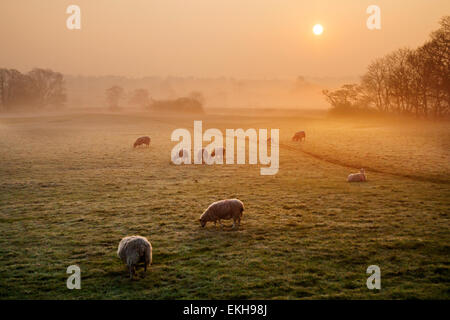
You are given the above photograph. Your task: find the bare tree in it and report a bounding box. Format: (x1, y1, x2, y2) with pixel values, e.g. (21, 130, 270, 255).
(323, 84, 370, 115)
(333, 16, 449, 119)
(361, 58, 391, 112)
(27, 68, 66, 108)
(421, 16, 450, 118)
(0, 68, 67, 112)
(1, 69, 37, 111)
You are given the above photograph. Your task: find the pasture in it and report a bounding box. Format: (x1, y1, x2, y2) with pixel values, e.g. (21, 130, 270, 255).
(0, 110, 449, 299)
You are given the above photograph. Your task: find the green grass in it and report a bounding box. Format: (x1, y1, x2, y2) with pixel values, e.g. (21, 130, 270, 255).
(0, 111, 449, 299)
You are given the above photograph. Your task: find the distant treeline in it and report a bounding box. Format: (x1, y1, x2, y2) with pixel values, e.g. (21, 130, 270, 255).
(149, 97, 204, 114)
(324, 16, 449, 119)
(105, 85, 204, 113)
(0, 68, 66, 111)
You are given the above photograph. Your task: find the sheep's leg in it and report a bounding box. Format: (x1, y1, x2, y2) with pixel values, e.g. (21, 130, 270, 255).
(143, 262, 148, 277)
(233, 217, 241, 229)
(129, 265, 134, 280)
(218, 220, 224, 229)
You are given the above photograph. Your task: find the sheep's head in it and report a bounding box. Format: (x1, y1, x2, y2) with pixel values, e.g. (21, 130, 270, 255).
(360, 168, 365, 174)
(199, 217, 207, 227)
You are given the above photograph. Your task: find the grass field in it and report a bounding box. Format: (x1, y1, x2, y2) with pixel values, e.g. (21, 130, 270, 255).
(0, 110, 449, 299)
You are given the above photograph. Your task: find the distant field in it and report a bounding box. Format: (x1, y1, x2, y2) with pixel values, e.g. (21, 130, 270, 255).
(0, 110, 449, 299)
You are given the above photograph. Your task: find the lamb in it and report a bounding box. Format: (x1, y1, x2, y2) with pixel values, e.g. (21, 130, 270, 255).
(200, 199, 245, 229)
(117, 235, 152, 279)
(133, 136, 151, 148)
(347, 168, 367, 182)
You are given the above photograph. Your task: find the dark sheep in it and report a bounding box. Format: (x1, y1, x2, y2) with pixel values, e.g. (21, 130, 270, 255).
(134, 136, 151, 148)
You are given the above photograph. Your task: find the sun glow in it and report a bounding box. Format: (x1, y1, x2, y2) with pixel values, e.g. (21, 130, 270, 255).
(313, 24, 323, 35)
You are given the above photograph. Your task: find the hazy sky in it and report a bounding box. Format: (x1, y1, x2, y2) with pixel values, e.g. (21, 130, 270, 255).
(0, 0, 448, 78)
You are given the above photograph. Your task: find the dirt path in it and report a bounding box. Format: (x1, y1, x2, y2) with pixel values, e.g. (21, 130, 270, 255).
(278, 141, 450, 184)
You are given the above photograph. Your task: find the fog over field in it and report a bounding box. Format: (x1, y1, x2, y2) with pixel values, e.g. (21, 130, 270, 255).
(64, 75, 336, 110)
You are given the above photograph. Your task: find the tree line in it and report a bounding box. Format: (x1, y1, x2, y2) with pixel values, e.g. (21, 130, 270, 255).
(105, 85, 205, 113)
(323, 16, 449, 119)
(0, 68, 66, 112)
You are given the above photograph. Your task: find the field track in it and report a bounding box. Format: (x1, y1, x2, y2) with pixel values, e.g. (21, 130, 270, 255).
(278, 142, 450, 185)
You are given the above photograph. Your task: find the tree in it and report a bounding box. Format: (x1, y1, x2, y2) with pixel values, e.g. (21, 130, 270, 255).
(27, 68, 67, 108)
(0, 69, 30, 111)
(106, 85, 124, 110)
(323, 84, 370, 115)
(361, 58, 390, 112)
(419, 16, 450, 118)
(1, 68, 65, 111)
(329, 15, 449, 119)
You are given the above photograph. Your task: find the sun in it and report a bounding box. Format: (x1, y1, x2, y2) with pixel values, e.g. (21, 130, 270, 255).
(313, 24, 324, 35)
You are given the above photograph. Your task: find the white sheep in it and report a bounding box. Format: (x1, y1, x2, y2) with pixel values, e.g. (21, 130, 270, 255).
(117, 235, 152, 280)
(347, 168, 367, 182)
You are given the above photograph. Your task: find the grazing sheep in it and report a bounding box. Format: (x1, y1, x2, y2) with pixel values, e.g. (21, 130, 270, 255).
(134, 136, 151, 148)
(292, 131, 306, 142)
(347, 168, 367, 182)
(197, 148, 209, 164)
(210, 147, 225, 162)
(200, 199, 244, 229)
(117, 235, 152, 279)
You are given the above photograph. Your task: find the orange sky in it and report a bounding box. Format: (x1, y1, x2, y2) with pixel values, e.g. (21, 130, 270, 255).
(0, 0, 448, 78)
